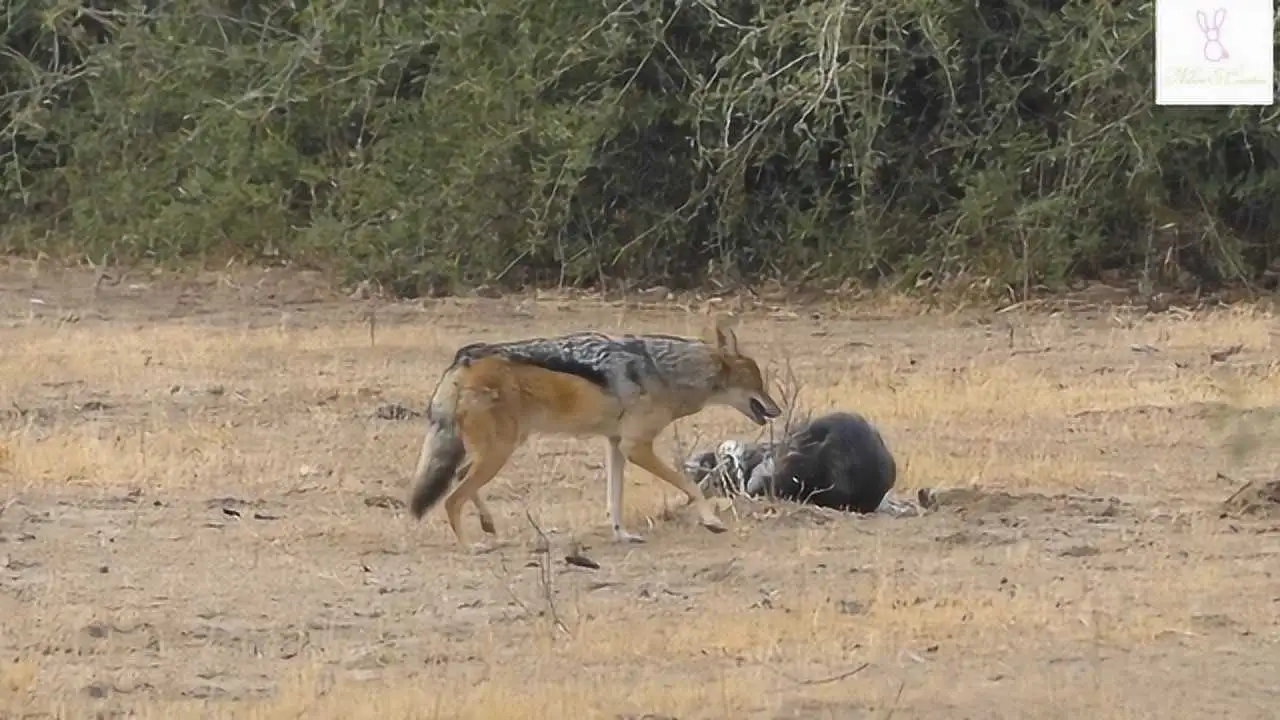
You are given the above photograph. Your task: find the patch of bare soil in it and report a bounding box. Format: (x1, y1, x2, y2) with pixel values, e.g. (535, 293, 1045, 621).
(1, 261, 1278, 719)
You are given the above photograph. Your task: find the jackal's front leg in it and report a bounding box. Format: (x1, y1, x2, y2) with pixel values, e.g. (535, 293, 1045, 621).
(622, 439, 728, 535)
(606, 437, 645, 543)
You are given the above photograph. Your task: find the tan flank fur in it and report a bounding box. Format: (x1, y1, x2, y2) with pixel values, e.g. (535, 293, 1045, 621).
(408, 316, 783, 551)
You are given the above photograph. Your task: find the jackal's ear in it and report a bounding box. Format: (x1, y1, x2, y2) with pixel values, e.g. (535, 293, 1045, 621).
(702, 314, 740, 354)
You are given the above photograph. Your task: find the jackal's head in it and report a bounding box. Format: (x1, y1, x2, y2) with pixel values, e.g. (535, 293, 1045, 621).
(703, 317, 783, 426)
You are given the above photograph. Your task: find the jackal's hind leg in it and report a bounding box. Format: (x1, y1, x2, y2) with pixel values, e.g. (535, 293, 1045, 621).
(472, 495, 497, 536)
(444, 445, 515, 552)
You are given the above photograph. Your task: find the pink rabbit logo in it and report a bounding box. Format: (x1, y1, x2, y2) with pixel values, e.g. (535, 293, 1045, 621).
(1196, 8, 1229, 62)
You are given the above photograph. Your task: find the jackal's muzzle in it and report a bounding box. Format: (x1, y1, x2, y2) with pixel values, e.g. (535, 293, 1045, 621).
(748, 396, 783, 425)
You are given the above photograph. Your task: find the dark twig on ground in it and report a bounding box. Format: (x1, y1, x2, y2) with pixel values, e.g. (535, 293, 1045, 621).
(525, 510, 572, 637)
(775, 661, 871, 687)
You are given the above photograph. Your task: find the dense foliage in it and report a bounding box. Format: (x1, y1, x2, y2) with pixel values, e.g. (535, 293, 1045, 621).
(3, 0, 1278, 296)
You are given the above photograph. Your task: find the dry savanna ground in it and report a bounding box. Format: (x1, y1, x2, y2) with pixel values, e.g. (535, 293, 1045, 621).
(1, 262, 1278, 719)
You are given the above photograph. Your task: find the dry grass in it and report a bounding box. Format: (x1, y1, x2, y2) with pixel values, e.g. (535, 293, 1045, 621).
(1, 266, 1278, 719)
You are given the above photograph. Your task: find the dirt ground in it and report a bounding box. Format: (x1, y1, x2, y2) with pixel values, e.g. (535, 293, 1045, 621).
(1, 261, 1278, 719)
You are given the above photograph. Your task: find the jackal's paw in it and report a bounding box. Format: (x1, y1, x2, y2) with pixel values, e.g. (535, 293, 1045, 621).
(612, 528, 646, 544)
(700, 518, 728, 534)
(458, 539, 503, 555)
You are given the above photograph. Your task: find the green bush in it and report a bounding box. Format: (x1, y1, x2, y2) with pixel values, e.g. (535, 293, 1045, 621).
(3, 0, 1278, 296)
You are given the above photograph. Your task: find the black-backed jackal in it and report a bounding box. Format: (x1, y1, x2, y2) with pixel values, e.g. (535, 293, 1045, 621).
(408, 317, 783, 551)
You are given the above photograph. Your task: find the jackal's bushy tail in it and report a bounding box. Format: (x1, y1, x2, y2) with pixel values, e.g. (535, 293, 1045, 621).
(409, 371, 468, 518)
